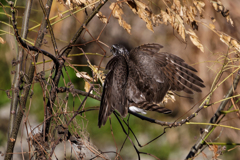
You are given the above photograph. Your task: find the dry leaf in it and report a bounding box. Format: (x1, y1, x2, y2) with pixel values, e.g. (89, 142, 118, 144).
(211, 0, 234, 26)
(173, 0, 181, 9)
(0, 37, 6, 44)
(126, 0, 154, 32)
(187, 6, 196, 23)
(93, 68, 106, 82)
(110, 3, 131, 34)
(226, 16, 234, 27)
(65, 0, 97, 10)
(84, 81, 91, 92)
(96, 11, 108, 24)
(161, 10, 171, 25)
(152, 13, 163, 26)
(212, 1, 218, 11)
(220, 34, 231, 45)
(193, 0, 205, 14)
(76, 72, 93, 81)
(219, 34, 240, 52)
(58, 12, 63, 19)
(209, 23, 215, 30)
(178, 24, 185, 41)
(211, 17, 216, 23)
(10, 138, 15, 142)
(186, 29, 204, 52)
(231, 39, 240, 52)
(163, 91, 175, 103)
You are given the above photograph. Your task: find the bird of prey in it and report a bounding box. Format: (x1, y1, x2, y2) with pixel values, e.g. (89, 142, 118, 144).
(98, 43, 205, 128)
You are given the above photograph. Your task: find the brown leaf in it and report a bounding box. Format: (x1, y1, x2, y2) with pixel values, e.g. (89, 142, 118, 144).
(65, 0, 96, 9)
(163, 91, 175, 103)
(161, 10, 171, 25)
(96, 11, 108, 24)
(186, 6, 197, 23)
(193, 0, 205, 14)
(231, 39, 240, 52)
(173, 0, 181, 9)
(212, 1, 218, 11)
(152, 13, 163, 26)
(211, 0, 234, 26)
(160, 9, 185, 41)
(211, 17, 216, 23)
(10, 138, 15, 142)
(76, 72, 93, 81)
(220, 34, 231, 45)
(126, 0, 153, 32)
(110, 3, 131, 34)
(84, 81, 91, 92)
(186, 29, 204, 52)
(178, 23, 185, 41)
(209, 23, 215, 30)
(226, 16, 234, 27)
(0, 37, 6, 44)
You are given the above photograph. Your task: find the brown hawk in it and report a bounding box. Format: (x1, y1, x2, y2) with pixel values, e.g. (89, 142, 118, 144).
(98, 43, 205, 128)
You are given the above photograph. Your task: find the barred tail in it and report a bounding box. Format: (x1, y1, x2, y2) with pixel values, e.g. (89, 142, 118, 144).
(130, 102, 172, 114)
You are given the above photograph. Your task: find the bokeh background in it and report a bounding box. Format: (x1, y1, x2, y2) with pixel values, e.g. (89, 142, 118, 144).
(0, 0, 240, 159)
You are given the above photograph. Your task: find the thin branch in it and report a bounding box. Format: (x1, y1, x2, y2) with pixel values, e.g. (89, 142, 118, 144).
(9, 2, 60, 70)
(56, 87, 101, 101)
(8, 0, 33, 145)
(43, 0, 108, 140)
(39, 0, 59, 55)
(185, 70, 240, 159)
(4, 0, 54, 159)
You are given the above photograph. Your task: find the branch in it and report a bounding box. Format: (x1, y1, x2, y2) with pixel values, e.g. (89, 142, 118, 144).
(43, 0, 108, 141)
(9, 2, 60, 69)
(56, 87, 101, 101)
(39, 0, 59, 55)
(49, 87, 94, 159)
(8, 0, 32, 144)
(185, 70, 240, 159)
(60, 0, 108, 58)
(4, 1, 54, 159)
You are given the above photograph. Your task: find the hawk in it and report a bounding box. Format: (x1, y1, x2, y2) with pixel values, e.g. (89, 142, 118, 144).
(98, 43, 205, 128)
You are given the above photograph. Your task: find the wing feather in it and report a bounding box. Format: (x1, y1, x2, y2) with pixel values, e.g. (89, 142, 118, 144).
(99, 43, 205, 127)
(126, 58, 172, 113)
(98, 56, 128, 128)
(128, 43, 205, 104)
(98, 70, 114, 127)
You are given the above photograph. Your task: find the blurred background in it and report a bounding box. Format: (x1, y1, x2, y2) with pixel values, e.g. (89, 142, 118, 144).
(0, 0, 240, 159)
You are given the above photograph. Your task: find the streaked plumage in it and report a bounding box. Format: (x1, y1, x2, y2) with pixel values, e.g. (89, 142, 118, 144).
(98, 43, 205, 128)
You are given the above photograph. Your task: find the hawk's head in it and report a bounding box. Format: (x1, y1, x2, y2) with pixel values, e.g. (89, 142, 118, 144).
(111, 44, 129, 58)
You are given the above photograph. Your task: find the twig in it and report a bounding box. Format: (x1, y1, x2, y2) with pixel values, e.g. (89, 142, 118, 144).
(56, 87, 101, 101)
(39, 0, 59, 55)
(67, 86, 94, 126)
(4, 1, 54, 159)
(43, 0, 108, 141)
(185, 70, 240, 159)
(7, 0, 32, 146)
(9, 2, 60, 71)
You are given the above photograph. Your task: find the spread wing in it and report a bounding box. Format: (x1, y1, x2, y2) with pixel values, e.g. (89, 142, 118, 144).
(98, 56, 128, 128)
(126, 59, 172, 114)
(128, 43, 205, 105)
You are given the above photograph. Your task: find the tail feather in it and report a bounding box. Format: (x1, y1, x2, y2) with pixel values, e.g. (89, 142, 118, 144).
(130, 102, 172, 114)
